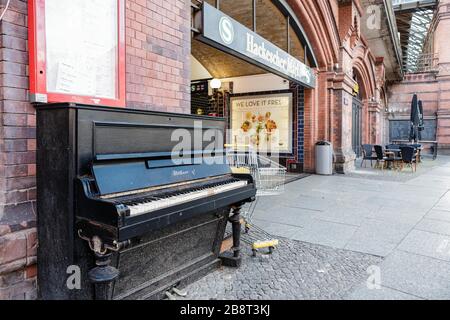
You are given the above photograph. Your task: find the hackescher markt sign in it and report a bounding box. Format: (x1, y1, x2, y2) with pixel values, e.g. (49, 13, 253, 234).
(195, 2, 316, 89)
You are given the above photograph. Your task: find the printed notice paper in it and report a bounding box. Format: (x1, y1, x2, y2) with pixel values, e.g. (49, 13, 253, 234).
(45, 0, 118, 99)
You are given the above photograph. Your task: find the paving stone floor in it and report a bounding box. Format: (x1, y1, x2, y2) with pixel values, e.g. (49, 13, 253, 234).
(181, 232, 382, 300)
(181, 156, 450, 300)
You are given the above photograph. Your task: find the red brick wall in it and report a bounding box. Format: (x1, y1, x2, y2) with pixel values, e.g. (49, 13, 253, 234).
(0, 0, 191, 299)
(125, 0, 191, 113)
(387, 1, 450, 152)
(389, 73, 450, 154)
(388, 74, 439, 117)
(387, 73, 450, 152)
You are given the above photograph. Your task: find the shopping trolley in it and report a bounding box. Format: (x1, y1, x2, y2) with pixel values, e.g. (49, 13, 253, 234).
(226, 145, 287, 256)
(226, 145, 286, 196)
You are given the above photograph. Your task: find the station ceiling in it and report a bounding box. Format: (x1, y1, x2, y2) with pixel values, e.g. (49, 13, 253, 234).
(393, 0, 438, 73)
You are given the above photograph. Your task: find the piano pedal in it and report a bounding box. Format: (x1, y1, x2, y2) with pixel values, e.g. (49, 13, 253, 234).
(165, 291, 177, 300)
(172, 287, 188, 297)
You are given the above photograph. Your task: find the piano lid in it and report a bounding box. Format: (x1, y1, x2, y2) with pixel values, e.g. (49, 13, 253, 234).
(91, 156, 231, 196)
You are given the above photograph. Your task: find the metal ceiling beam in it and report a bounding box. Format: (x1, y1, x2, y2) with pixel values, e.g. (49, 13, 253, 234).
(394, 2, 437, 73)
(393, 0, 437, 13)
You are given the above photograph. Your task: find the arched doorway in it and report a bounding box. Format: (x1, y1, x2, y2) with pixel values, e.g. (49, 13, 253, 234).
(191, 0, 318, 172)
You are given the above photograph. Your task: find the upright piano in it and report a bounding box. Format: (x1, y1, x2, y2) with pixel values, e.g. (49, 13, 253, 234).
(36, 104, 256, 300)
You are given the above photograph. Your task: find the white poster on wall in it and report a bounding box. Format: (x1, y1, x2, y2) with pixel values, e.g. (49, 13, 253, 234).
(45, 0, 118, 99)
(230, 93, 293, 153)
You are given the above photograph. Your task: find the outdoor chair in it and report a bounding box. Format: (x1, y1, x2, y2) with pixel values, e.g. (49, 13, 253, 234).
(361, 144, 377, 168)
(399, 146, 417, 172)
(411, 144, 423, 162)
(374, 145, 395, 170)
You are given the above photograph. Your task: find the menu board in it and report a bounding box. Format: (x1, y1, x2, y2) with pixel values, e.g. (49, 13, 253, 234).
(45, 0, 118, 99)
(230, 94, 293, 153)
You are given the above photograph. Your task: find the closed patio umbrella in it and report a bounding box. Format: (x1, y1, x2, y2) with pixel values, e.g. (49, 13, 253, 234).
(409, 94, 420, 143)
(418, 100, 425, 141)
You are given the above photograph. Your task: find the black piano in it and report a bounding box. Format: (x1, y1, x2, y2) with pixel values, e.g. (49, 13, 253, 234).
(36, 104, 256, 300)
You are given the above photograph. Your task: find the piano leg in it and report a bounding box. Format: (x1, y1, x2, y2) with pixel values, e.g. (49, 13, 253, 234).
(220, 205, 243, 268)
(88, 252, 120, 300)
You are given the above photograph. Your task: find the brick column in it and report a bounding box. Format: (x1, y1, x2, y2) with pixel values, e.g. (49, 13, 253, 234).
(329, 71, 357, 173)
(0, 0, 38, 300)
(435, 0, 450, 153)
(302, 74, 319, 173)
(368, 101, 383, 145)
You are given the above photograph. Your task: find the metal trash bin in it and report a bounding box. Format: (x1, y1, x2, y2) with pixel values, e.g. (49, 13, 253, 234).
(315, 141, 333, 175)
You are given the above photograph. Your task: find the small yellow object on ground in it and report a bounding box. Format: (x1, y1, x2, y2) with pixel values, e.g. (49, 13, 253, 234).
(252, 239, 279, 250)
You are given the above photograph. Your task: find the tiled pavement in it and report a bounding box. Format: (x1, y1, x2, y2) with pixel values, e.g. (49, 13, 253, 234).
(182, 157, 450, 300)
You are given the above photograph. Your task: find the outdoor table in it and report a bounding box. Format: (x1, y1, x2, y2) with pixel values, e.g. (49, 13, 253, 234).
(386, 148, 401, 153)
(387, 147, 421, 163)
(386, 147, 420, 170)
(384, 150, 398, 170)
(391, 140, 435, 161)
(385, 149, 401, 160)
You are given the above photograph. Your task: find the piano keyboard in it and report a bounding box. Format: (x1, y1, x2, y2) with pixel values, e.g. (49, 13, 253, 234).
(126, 180, 248, 217)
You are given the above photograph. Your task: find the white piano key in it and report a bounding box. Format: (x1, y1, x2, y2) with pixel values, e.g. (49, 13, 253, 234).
(127, 180, 248, 217)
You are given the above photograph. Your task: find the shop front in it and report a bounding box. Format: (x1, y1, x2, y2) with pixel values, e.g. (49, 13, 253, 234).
(190, 0, 318, 172)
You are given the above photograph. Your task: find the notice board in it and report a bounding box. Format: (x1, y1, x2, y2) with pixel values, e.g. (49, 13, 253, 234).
(29, 0, 126, 107)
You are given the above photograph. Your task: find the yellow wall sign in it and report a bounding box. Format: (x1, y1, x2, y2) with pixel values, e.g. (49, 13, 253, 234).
(353, 83, 360, 96)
